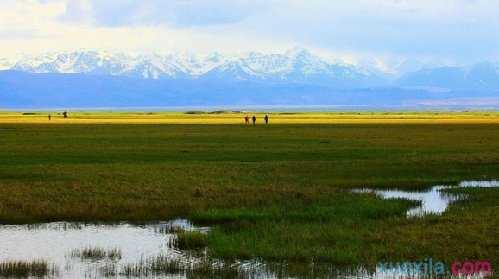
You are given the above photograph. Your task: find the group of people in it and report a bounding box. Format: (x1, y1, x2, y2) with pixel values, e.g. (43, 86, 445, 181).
(48, 111, 68, 120)
(47, 111, 269, 124)
(245, 114, 269, 125)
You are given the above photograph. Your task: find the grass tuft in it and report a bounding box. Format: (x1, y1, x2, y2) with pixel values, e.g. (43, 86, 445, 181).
(71, 247, 122, 261)
(169, 231, 208, 250)
(0, 260, 56, 278)
(121, 256, 254, 278)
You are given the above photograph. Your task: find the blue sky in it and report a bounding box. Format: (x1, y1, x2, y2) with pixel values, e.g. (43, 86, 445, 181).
(1, 0, 499, 70)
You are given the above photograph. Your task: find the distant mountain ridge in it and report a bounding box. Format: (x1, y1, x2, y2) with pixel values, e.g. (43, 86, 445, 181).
(1, 49, 499, 109)
(8, 49, 383, 87)
(399, 62, 499, 91)
(7, 49, 499, 90)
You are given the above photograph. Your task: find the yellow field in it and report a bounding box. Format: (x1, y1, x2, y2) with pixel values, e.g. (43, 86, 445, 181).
(1, 111, 499, 124)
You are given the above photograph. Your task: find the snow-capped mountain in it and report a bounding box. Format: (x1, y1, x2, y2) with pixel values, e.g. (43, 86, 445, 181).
(3, 49, 499, 109)
(7, 49, 384, 86)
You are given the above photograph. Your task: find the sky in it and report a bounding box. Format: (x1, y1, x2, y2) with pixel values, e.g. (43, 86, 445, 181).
(1, 0, 499, 71)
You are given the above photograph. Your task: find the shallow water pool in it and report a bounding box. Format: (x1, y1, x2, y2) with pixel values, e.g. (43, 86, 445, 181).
(0, 219, 208, 278)
(353, 180, 498, 217)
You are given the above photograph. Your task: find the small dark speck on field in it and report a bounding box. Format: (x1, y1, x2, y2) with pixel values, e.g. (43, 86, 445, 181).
(193, 188, 203, 198)
(319, 140, 330, 144)
(294, 192, 306, 199)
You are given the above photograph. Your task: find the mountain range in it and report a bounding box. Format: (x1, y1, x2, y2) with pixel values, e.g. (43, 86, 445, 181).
(5, 49, 385, 86)
(1, 49, 499, 109)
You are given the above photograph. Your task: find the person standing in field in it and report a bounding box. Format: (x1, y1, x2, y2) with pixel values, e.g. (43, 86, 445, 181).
(48, 114, 51, 121)
(62, 111, 68, 119)
(264, 114, 269, 125)
(245, 115, 250, 125)
(252, 115, 256, 125)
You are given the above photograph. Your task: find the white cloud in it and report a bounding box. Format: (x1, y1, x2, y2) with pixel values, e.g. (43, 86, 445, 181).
(55, 0, 269, 27)
(0, 0, 285, 58)
(1, 0, 499, 67)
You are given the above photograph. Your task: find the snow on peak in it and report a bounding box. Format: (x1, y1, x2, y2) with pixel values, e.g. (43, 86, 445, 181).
(4, 49, 382, 83)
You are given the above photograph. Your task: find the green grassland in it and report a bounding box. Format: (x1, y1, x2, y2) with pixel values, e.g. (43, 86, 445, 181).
(0, 117, 498, 269)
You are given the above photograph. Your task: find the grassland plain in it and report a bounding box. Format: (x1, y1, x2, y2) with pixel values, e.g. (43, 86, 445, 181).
(2, 111, 499, 124)
(0, 112, 498, 270)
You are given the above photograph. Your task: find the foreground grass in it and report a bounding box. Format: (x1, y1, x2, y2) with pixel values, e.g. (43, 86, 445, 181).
(0, 261, 55, 277)
(0, 122, 498, 268)
(121, 256, 257, 278)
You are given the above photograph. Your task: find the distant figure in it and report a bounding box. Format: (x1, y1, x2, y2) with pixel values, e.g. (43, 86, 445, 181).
(48, 114, 51, 121)
(252, 115, 256, 125)
(245, 115, 250, 125)
(264, 114, 269, 125)
(62, 111, 68, 119)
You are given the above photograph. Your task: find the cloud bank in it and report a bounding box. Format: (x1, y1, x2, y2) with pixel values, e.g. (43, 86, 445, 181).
(1, 0, 499, 71)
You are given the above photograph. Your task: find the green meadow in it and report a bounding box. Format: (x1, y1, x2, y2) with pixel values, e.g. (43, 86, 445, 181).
(0, 118, 498, 269)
